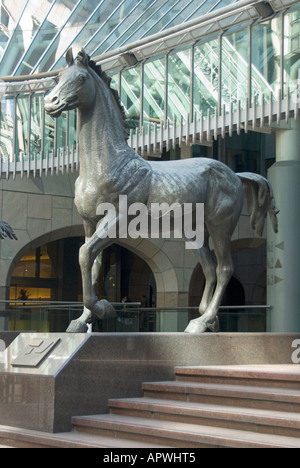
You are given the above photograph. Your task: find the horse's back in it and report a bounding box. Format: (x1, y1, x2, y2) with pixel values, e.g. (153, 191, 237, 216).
(148, 157, 241, 206)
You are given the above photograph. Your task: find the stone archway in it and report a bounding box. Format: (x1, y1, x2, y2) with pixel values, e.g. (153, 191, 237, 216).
(118, 238, 194, 332)
(2, 224, 84, 301)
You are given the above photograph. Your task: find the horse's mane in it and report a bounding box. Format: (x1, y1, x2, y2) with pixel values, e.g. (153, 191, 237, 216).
(85, 56, 128, 140)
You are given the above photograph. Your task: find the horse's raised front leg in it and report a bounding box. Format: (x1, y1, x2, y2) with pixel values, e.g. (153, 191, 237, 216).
(66, 253, 103, 333)
(79, 230, 116, 320)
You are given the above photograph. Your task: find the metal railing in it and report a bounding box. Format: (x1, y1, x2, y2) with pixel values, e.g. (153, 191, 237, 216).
(0, 89, 299, 180)
(0, 301, 270, 333)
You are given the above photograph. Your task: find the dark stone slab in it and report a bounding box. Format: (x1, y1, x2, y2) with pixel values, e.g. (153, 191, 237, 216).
(0, 332, 299, 433)
(0, 332, 20, 348)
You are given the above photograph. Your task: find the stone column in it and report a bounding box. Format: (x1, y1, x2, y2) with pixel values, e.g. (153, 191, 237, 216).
(267, 119, 300, 332)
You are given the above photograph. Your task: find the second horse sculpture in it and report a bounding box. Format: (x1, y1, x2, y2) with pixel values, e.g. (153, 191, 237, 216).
(44, 48, 279, 334)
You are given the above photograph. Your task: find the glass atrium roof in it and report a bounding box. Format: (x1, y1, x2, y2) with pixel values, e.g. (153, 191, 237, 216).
(0, 0, 241, 77)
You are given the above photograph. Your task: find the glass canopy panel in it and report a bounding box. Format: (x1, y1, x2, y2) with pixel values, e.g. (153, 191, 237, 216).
(0, 0, 54, 76)
(51, 0, 109, 71)
(13, 0, 79, 75)
(194, 38, 219, 117)
(15, 94, 29, 156)
(143, 59, 165, 129)
(221, 28, 248, 111)
(159, 0, 201, 31)
(21, 0, 99, 75)
(0, 97, 14, 160)
(56, 111, 67, 152)
(68, 109, 77, 149)
(140, 0, 186, 38)
(44, 108, 55, 155)
(0, 0, 259, 77)
(30, 93, 43, 156)
(101, 0, 167, 52)
(168, 50, 190, 122)
(283, 8, 300, 97)
(84, 0, 135, 57)
(0, 0, 28, 62)
(121, 67, 141, 131)
(162, 0, 223, 30)
(251, 16, 281, 103)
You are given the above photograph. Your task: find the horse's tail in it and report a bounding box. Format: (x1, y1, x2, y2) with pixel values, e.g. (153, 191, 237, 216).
(237, 172, 279, 237)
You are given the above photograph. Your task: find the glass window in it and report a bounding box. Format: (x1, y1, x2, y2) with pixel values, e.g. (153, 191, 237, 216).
(30, 94, 43, 156)
(68, 109, 77, 150)
(31, 0, 101, 74)
(283, 9, 300, 97)
(86, 0, 138, 56)
(121, 67, 141, 131)
(251, 17, 281, 103)
(163, 0, 217, 30)
(44, 108, 55, 155)
(0, 97, 14, 160)
(139, 0, 180, 38)
(121, 0, 170, 46)
(143, 58, 165, 129)
(97, 0, 156, 54)
(15, 94, 29, 156)
(168, 50, 190, 122)
(194, 38, 219, 117)
(56, 111, 67, 152)
(222, 29, 248, 111)
(11, 244, 56, 280)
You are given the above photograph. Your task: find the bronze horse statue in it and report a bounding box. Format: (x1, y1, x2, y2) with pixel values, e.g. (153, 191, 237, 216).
(45, 48, 278, 333)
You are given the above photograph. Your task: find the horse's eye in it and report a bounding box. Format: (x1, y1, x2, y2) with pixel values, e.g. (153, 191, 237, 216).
(78, 74, 86, 83)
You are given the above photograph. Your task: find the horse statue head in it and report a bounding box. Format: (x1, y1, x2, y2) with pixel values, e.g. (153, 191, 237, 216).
(44, 48, 97, 117)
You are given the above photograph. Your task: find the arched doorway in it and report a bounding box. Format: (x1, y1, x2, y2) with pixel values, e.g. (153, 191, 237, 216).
(188, 263, 246, 332)
(9, 240, 156, 332)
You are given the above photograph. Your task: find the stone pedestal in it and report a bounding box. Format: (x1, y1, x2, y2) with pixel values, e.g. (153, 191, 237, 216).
(0, 332, 299, 433)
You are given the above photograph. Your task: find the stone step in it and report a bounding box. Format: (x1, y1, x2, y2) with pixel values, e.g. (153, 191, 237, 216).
(108, 397, 300, 438)
(0, 424, 170, 449)
(175, 365, 300, 390)
(142, 380, 300, 413)
(72, 413, 300, 448)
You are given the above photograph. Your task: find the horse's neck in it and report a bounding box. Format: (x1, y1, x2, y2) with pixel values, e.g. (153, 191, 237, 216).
(78, 76, 126, 178)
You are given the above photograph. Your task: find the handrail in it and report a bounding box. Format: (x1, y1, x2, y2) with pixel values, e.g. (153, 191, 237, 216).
(0, 301, 270, 311)
(0, 300, 141, 308)
(1, 302, 270, 333)
(0, 89, 298, 179)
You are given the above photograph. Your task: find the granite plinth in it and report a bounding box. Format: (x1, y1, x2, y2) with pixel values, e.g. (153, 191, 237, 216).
(0, 332, 299, 433)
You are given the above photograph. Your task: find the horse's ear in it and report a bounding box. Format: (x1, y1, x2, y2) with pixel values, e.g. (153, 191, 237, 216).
(77, 48, 89, 68)
(66, 48, 74, 66)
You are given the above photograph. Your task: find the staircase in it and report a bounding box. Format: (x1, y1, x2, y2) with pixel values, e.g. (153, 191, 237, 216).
(1, 365, 300, 448)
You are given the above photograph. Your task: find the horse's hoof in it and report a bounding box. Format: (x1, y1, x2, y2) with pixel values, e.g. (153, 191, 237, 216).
(208, 316, 220, 333)
(66, 320, 88, 333)
(184, 318, 208, 334)
(93, 300, 116, 319)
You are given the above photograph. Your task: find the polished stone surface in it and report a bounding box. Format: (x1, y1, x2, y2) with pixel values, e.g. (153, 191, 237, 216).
(0, 332, 299, 433)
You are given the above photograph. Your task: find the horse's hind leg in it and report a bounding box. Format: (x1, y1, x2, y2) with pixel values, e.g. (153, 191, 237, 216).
(185, 232, 234, 334)
(186, 230, 219, 332)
